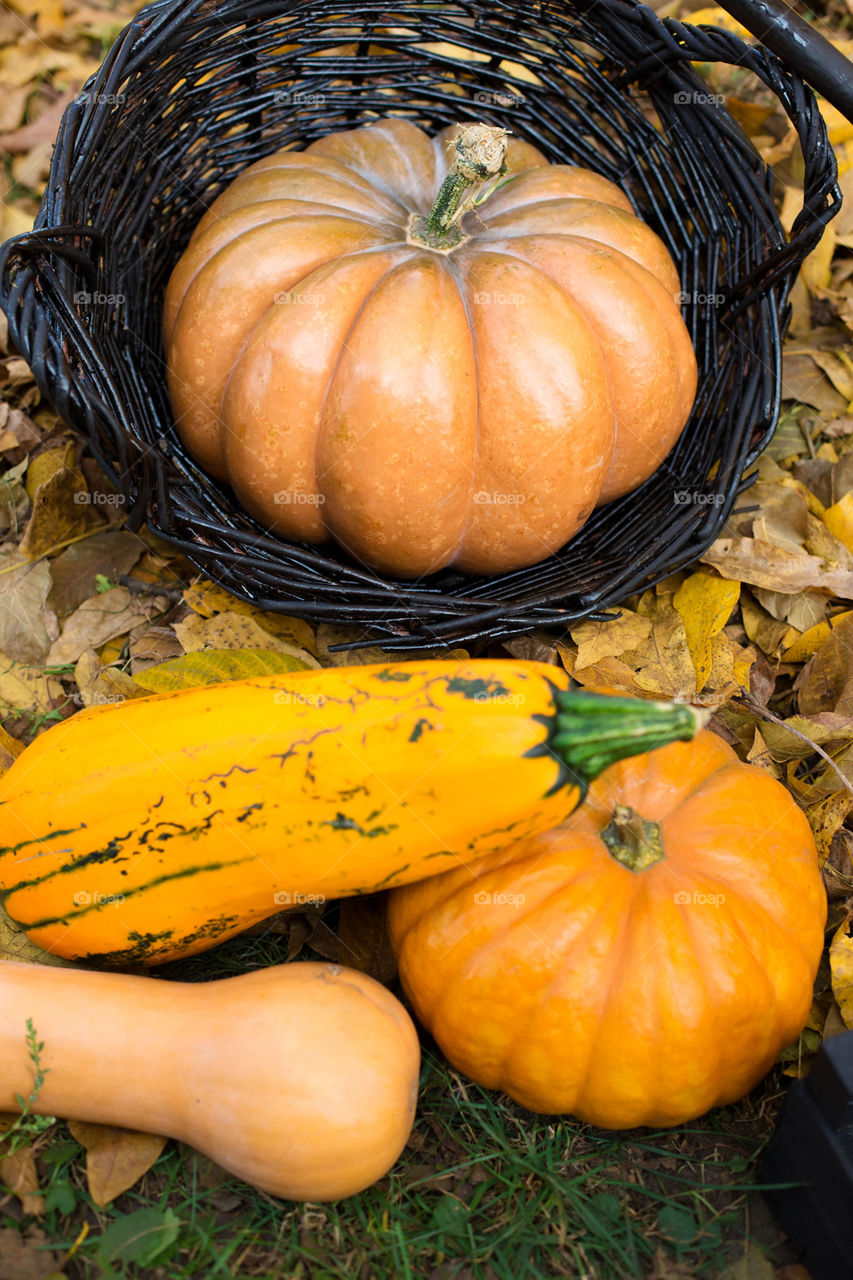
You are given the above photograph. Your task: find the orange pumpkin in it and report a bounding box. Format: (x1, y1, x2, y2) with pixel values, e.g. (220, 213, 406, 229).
(164, 118, 697, 577)
(387, 730, 826, 1127)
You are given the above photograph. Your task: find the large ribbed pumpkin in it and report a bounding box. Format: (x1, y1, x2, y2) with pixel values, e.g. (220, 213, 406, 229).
(164, 118, 697, 577)
(387, 730, 826, 1127)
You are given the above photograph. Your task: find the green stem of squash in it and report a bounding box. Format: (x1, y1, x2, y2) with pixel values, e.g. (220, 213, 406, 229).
(600, 805, 666, 872)
(408, 122, 509, 250)
(542, 690, 708, 800)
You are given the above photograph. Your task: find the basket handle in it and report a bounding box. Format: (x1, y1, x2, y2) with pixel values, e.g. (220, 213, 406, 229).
(622, 5, 841, 288)
(717, 0, 853, 124)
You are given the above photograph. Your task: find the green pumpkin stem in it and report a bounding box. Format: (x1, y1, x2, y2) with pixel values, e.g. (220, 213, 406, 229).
(601, 805, 666, 872)
(408, 122, 509, 250)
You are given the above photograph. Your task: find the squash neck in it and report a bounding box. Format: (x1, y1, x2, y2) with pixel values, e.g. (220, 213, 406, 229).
(601, 805, 665, 872)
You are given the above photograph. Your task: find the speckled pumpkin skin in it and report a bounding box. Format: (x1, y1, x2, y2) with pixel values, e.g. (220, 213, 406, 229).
(387, 730, 826, 1127)
(165, 119, 697, 577)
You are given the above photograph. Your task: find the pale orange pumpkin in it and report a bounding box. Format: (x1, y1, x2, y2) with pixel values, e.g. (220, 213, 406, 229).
(387, 730, 826, 1127)
(165, 119, 697, 577)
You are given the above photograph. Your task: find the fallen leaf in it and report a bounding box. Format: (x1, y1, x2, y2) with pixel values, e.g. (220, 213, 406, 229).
(829, 915, 853, 1029)
(47, 529, 143, 617)
(18, 450, 89, 560)
(0, 87, 79, 152)
(824, 491, 853, 552)
(128, 624, 184, 675)
(172, 612, 320, 668)
(703, 536, 853, 597)
(0, 1143, 43, 1216)
(46, 587, 166, 667)
(182, 581, 318, 654)
(807, 792, 853, 865)
(72, 649, 149, 709)
(0, 554, 54, 663)
(570, 610, 652, 670)
(781, 609, 853, 662)
(795, 614, 853, 715)
(67, 1121, 167, 1207)
(0, 655, 65, 719)
(0, 903, 74, 967)
(0, 1226, 65, 1280)
(336, 896, 398, 984)
(134, 646, 314, 692)
(672, 570, 739, 690)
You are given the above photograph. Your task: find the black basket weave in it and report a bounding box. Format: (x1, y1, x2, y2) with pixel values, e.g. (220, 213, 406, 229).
(0, 0, 841, 649)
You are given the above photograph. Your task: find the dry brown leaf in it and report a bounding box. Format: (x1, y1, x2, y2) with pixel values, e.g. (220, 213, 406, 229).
(182, 580, 318, 654)
(18, 448, 89, 560)
(47, 529, 143, 617)
(0, 554, 55, 663)
(807, 792, 853, 865)
(72, 649, 149, 710)
(0, 87, 80, 152)
(570, 610, 652, 670)
(0, 902, 74, 967)
(128, 624, 184, 675)
(0, 1141, 43, 1216)
(0, 1225, 65, 1280)
(795, 614, 853, 716)
(703, 536, 853, 597)
(46, 586, 167, 667)
(782, 352, 848, 414)
(173, 611, 320, 667)
(336, 896, 398, 985)
(67, 1121, 167, 1207)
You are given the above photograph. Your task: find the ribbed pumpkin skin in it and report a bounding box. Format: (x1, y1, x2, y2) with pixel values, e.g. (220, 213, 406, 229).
(387, 731, 826, 1128)
(0, 960, 420, 1200)
(164, 118, 697, 577)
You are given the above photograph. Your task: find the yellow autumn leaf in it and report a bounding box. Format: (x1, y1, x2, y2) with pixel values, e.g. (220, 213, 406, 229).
(183, 580, 318, 654)
(781, 610, 853, 663)
(134, 646, 314, 693)
(829, 917, 853, 1030)
(823, 492, 853, 554)
(672, 571, 740, 691)
(688, 8, 750, 37)
(67, 1121, 167, 1207)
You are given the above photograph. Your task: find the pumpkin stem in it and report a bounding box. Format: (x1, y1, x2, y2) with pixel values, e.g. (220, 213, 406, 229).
(601, 805, 666, 872)
(409, 123, 509, 250)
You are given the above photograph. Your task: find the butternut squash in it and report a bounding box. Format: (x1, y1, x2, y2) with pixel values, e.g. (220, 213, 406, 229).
(0, 959, 420, 1200)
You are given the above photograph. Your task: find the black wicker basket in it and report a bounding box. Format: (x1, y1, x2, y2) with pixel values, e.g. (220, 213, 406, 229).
(0, 0, 841, 649)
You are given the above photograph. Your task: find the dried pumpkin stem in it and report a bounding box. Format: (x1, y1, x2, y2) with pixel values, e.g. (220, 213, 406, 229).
(409, 123, 509, 250)
(601, 805, 666, 872)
